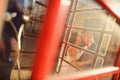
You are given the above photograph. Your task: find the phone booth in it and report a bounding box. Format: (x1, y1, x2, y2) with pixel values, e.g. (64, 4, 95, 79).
(1, 0, 120, 80)
(31, 0, 120, 80)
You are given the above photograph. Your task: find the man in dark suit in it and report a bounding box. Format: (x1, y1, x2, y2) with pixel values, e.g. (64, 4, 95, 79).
(0, 0, 24, 79)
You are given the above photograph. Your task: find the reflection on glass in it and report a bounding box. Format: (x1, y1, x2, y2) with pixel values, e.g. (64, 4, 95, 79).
(55, 0, 120, 78)
(72, 10, 108, 30)
(68, 29, 101, 52)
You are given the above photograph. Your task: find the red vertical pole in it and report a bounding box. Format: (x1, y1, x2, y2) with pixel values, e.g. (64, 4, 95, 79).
(0, 1, 2, 14)
(31, 0, 71, 80)
(0, 0, 2, 32)
(0, 0, 2, 41)
(0, 1, 4, 16)
(0, 0, 7, 40)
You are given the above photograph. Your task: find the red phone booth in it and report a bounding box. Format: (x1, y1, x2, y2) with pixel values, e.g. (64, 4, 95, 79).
(1, 0, 120, 80)
(31, 0, 120, 80)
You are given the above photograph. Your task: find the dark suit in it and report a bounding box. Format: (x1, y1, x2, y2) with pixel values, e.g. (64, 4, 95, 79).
(0, 0, 24, 80)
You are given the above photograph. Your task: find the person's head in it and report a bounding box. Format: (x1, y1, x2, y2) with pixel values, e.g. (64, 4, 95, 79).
(7, 0, 23, 12)
(76, 33, 82, 45)
(81, 31, 92, 46)
(16, 2, 23, 11)
(69, 32, 78, 44)
(69, 32, 83, 45)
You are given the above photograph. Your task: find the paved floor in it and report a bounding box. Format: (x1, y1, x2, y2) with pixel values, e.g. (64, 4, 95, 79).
(11, 70, 31, 80)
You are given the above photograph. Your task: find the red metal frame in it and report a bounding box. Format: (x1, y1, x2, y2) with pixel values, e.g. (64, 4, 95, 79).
(0, 0, 119, 80)
(96, 0, 120, 20)
(31, 0, 71, 80)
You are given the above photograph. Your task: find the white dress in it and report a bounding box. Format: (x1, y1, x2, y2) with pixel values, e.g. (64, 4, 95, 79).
(59, 48, 83, 74)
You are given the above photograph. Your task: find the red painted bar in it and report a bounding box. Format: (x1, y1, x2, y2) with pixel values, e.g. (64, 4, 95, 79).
(30, 17, 43, 23)
(23, 34, 38, 39)
(96, 0, 120, 20)
(0, 0, 7, 40)
(31, 0, 71, 80)
(35, 1, 48, 8)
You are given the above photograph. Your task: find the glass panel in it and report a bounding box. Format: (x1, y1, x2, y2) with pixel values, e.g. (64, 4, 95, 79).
(72, 10, 109, 30)
(76, 0, 101, 10)
(103, 23, 120, 67)
(68, 29, 101, 52)
(59, 60, 78, 75)
(105, 15, 115, 32)
(56, 0, 120, 78)
(110, 0, 120, 7)
(71, 0, 77, 11)
(103, 51, 117, 67)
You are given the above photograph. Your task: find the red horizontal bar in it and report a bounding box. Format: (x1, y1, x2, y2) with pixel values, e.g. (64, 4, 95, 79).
(30, 17, 43, 23)
(11, 49, 35, 53)
(96, 0, 120, 20)
(23, 35, 38, 39)
(20, 51, 35, 54)
(35, 1, 48, 8)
